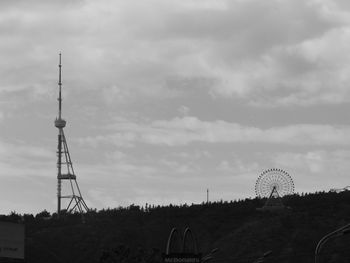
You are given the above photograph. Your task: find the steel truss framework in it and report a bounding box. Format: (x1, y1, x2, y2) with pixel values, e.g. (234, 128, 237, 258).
(55, 53, 88, 215)
(57, 129, 89, 214)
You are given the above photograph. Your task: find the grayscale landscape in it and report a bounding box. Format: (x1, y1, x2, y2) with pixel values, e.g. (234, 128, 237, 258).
(0, 0, 350, 262)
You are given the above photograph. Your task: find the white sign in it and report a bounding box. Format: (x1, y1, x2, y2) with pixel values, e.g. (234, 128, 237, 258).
(0, 222, 25, 259)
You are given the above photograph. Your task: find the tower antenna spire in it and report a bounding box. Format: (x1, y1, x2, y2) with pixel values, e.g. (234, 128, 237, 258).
(54, 53, 89, 217)
(58, 53, 62, 119)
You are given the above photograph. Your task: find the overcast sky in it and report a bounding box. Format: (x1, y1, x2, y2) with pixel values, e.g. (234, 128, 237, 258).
(1, 0, 350, 214)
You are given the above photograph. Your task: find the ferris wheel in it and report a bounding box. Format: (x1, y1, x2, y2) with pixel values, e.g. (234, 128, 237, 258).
(255, 168, 294, 198)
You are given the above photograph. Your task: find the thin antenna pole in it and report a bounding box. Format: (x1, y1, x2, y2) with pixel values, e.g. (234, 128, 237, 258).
(207, 189, 209, 204)
(58, 53, 62, 119)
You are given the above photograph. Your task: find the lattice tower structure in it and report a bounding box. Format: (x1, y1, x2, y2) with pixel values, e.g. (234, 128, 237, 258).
(54, 54, 89, 215)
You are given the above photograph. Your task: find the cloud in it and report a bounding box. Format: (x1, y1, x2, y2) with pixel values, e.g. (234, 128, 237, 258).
(271, 150, 350, 192)
(114, 0, 349, 106)
(87, 189, 119, 208)
(217, 159, 259, 176)
(78, 157, 205, 207)
(0, 140, 53, 178)
(177, 105, 190, 116)
(79, 116, 350, 147)
(1, 0, 349, 108)
(0, 141, 52, 162)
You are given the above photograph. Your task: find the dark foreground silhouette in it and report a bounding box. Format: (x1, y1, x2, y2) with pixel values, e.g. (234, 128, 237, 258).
(3, 191, 350, 263)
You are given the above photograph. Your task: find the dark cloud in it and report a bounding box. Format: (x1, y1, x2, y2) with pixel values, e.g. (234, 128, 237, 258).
(0, 0, 347, 105)
(124, 0, 338, 55)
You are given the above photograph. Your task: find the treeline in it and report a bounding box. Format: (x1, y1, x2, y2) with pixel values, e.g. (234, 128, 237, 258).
(3, 191, 350, 263)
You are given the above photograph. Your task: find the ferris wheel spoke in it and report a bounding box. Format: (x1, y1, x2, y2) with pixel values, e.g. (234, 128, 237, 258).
(255, 169, 294, 198)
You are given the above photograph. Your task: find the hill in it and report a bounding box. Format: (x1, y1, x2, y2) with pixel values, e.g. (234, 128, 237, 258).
(4, 191, 350, 263)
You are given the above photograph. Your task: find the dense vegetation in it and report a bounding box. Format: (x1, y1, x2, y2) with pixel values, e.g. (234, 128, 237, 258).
(4, 191, 350, 263)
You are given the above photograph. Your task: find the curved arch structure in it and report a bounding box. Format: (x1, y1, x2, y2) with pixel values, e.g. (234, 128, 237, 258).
(165, 227, 199, 255)
(166, 228, 181, 254)
(182, 227, 198, 254)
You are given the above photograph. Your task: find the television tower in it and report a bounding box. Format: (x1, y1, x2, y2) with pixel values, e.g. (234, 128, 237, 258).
(54, 53, 89, 215)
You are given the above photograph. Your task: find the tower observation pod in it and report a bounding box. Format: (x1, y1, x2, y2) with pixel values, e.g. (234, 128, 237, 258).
(55, 53, 89, 216)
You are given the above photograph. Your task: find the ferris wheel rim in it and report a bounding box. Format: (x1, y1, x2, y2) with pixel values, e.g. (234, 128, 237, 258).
(255, 168, 294, 198)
